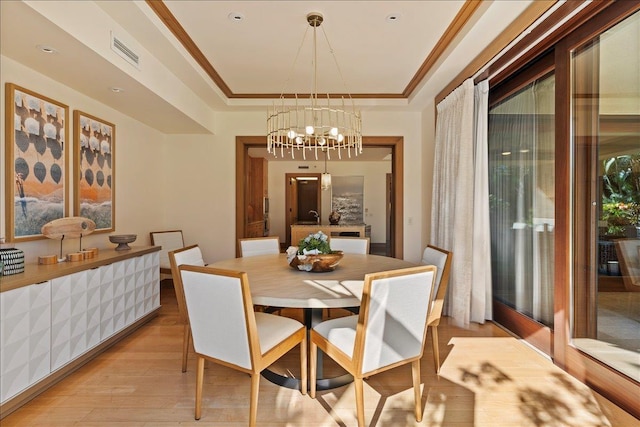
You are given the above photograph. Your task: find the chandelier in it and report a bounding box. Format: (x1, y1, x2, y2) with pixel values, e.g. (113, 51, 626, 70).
(267, 12, 362, 160)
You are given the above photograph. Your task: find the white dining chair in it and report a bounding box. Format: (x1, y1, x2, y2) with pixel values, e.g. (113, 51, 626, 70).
(239, 236, 280, 257)
(179, 265, 307, 425)
(150, 230, 184, 275)
(310, 265, 436, 427)
(239, 236, 283, 313)
(168, 244, 206, 373)
(329, 236, 370, 254)
(421, 244, 453, 373)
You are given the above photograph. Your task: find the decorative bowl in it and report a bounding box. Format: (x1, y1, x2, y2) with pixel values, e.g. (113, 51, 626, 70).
(109, 234, 137, 251)
(289, 251, 343, 272)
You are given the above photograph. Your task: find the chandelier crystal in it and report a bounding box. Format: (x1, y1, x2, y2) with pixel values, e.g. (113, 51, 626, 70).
(267, 12, 362, 160)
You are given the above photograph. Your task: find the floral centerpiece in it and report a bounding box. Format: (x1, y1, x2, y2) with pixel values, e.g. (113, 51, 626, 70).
(287, 231, 343, 272)
(298, 231, 331, 255)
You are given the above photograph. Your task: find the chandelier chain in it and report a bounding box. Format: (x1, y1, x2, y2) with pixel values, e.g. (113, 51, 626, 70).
(320, 26, 356, 107)
(278, 25, 311, 98)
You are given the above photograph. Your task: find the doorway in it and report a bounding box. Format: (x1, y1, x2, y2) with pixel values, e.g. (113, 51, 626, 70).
(285, 173, 322, 246)
(235, 136, 404, 258)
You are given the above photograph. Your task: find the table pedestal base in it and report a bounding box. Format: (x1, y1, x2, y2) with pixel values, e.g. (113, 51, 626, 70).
(261, 369, 352, 391)
(260, 307, 354, 391)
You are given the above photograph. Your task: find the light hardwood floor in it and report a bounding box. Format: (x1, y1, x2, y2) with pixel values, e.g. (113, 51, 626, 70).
(2, 281, 638, 426)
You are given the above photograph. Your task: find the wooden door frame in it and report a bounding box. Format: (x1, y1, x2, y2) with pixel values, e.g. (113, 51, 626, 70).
(236, 136, 403, 258)
(386, 173, 393, 257)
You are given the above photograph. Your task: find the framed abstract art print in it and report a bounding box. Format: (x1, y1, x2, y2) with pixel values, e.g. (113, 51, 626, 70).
(4, 83, 69, 241)
(73, 110, 115, 233)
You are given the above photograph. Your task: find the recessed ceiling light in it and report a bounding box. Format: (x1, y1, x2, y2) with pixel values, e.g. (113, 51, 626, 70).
(36, 44, 58, 54)
(228, 12, 244, 22)
(109, 87, 124, 93)
(501, 151, 512, 156)
(386, 13, 401, 23)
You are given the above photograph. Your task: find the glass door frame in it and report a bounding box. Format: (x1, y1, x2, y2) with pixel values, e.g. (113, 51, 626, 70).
(554, 2, 640, 416)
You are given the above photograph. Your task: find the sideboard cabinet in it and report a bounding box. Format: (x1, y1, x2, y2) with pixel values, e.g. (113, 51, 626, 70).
(0, 247, 159, 416)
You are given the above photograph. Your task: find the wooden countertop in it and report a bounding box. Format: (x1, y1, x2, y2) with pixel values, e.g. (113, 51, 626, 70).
(0, 246, 160, 293)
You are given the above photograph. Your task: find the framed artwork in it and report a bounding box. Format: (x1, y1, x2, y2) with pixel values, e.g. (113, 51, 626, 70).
(4, 83, 69, 241)
(73, 111, 115, 233)
(331, 176, 364, 224)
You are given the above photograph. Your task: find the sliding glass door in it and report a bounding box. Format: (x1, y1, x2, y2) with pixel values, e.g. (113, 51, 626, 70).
(487, 2, 639, 414)
(570, 9, 640, 383)
(488, 61, 556, 354)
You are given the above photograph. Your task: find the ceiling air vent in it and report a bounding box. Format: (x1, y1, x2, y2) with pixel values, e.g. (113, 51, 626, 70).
(110, 32, 140, 68)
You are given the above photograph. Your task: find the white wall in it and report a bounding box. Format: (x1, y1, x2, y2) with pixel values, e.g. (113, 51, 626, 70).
(161, 133, 233, 263)
(1, 56, 168, 263)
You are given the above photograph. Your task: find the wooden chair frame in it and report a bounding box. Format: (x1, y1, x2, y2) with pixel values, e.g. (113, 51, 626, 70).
(168, 244, 204, 372)
(310, 265, 436, 427)
(179, 265, 307, 425)
(423, 244, 453, 373)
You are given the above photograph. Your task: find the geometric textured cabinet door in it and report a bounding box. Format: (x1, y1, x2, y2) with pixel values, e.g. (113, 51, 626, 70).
(0, 281, 51, 402)
(99, 262, 115, 340)
(135, 253, 159, 319)
(51, 271, 88, 371)
(111, 261, 126, 334)
(85, 267, 101, 351)
(121, 258, 137, 326)
(134, 256, 147, 319)
(149, 251, 160, 310)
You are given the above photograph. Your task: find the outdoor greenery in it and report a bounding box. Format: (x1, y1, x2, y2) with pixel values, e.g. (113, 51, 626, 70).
(601, 155, 640, 235)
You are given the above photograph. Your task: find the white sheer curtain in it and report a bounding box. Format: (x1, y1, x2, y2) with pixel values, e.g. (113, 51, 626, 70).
(431, 78, 492, 326)
(472, 80, 492, 322)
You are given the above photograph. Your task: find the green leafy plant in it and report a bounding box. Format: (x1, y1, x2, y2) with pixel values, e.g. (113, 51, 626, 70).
(602, 202, 640, 235)
(601, 155, 640, 235)
(602, 155, 640, 205)
(298, 231, 331, 254)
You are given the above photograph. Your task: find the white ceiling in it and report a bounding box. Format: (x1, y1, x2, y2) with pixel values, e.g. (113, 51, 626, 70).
(0, 1, 537, 134)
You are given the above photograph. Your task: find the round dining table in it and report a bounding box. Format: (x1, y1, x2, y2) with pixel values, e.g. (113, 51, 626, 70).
(211, 252, 417, 390)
